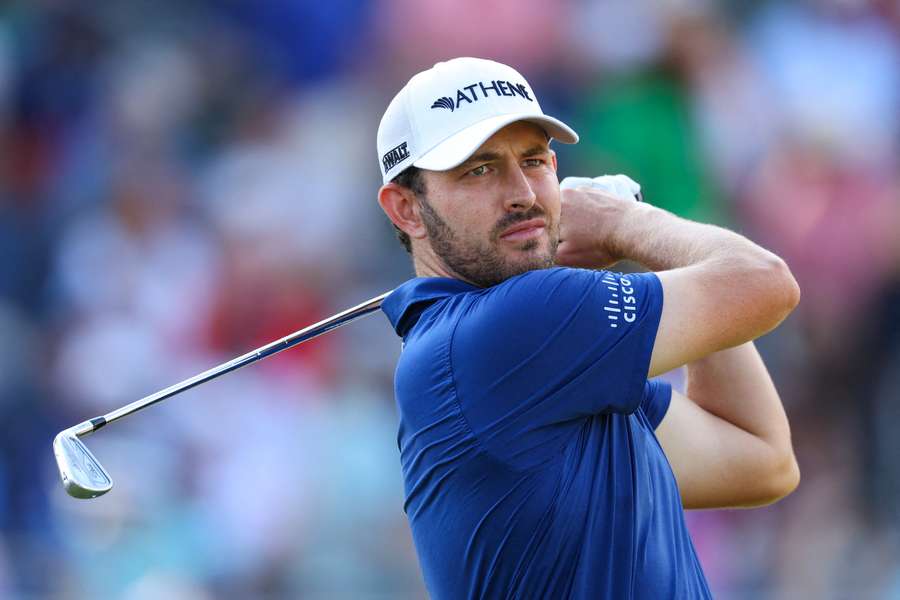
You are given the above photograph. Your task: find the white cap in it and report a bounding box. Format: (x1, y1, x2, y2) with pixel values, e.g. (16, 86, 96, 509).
(377, 57, 579, 184)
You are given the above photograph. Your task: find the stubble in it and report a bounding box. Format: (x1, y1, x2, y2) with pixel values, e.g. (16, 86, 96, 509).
(419, 197, 557, 288)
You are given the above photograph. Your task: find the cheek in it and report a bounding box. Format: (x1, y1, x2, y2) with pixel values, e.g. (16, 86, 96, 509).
(452, 195, 502, 231)
(434, 195, 497, 239)
(536, 182, 561, 219)
(468, 211, 502, 240)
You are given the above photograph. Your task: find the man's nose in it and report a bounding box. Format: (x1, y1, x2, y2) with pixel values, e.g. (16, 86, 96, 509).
(503, 165, 537, 212)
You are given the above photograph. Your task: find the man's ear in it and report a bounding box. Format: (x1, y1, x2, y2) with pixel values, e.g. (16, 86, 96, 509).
(549, 149, 558, 172)
(378, 183, 427, 241)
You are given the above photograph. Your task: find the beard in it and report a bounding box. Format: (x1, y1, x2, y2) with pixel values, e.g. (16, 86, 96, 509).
(419, 197, 558, 288)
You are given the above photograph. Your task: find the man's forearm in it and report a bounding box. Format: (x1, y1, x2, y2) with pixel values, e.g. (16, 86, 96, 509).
(655, 342, 801, 508)
(609, 201, 782, 274)
(686, 342, 794, 459)
(684, 342, 800, 499)
(612, 202, 800, 370)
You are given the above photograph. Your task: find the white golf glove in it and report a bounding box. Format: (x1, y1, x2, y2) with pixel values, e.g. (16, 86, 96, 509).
(559, 174, 643, 202)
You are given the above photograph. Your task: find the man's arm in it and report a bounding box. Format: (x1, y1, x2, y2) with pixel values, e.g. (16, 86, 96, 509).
(656, 343, 799, 508)
(559, 192, 800, 375)
(557, 187, 801, 507)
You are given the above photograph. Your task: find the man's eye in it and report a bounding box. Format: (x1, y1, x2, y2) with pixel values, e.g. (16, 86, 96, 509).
(524, 158, 545, 167)
(470, 165, 489, 176)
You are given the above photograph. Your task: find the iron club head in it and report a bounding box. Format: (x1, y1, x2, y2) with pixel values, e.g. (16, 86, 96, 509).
(53, 428, 113, 499)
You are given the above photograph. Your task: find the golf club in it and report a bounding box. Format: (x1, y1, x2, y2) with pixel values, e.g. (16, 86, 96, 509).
(53, 290, 391, 499)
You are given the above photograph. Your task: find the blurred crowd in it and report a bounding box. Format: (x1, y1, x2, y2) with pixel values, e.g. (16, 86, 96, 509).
(1, 0, 899, 598)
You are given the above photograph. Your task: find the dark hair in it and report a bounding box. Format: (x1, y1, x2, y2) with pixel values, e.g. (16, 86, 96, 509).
(389, 166, 427, 254)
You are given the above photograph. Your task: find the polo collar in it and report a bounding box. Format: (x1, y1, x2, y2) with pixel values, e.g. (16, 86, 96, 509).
(383, 277, 478, 336)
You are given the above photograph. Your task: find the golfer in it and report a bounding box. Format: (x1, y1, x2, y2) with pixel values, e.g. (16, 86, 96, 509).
(376, 57, 800, 599)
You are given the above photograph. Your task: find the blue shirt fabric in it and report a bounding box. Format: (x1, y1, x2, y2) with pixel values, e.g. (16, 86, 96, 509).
(382, 267, 711, 599)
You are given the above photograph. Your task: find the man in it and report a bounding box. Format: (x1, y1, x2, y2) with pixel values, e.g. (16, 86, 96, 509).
(375, 57, 800, 599)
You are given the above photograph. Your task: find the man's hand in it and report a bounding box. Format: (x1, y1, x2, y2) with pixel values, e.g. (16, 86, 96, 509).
(555, 176, 642, 269)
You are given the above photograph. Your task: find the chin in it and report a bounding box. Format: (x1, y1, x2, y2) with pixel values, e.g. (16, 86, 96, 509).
(510, 252, 556, 276)
(510, 238, 556, 265)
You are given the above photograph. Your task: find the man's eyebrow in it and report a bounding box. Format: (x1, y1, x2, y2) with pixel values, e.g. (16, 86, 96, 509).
(457, 145, 550, 171)
(457, 151, 502, 170)
(521, 145, 551, 157)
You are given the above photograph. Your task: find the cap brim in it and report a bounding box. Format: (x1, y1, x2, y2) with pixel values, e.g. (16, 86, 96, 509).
(413, 113, 579, 172)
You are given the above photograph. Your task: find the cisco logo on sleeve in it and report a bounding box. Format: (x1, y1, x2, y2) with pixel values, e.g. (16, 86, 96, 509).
(601, 273, 638, 329)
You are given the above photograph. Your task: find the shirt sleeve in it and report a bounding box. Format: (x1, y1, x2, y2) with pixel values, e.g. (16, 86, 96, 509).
(449, 267, 664, 458)
(641, 379, 673, 430)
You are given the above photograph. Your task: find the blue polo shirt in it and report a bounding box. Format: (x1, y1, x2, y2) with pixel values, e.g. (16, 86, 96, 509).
(382, 267, 711, 599)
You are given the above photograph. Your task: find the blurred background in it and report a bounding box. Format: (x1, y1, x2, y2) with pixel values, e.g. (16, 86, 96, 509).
(1, 0, 899, 597)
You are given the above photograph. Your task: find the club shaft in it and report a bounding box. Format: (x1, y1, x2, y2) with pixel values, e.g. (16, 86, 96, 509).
(81, 291, 391, 435)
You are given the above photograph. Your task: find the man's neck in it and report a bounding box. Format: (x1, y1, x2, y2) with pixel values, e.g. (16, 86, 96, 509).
(412, 249, 476, 285)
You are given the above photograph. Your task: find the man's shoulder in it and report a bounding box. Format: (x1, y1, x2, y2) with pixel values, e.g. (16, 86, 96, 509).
(473, 266, 602, 312)
(496, 266, 590, 288)
(449, 267, 604, 347)
(451, 266, 662, 353)
(399, 267, 619, 343)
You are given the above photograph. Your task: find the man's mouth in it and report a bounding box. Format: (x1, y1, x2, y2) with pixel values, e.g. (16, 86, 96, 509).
(499, 218, 547, 242)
